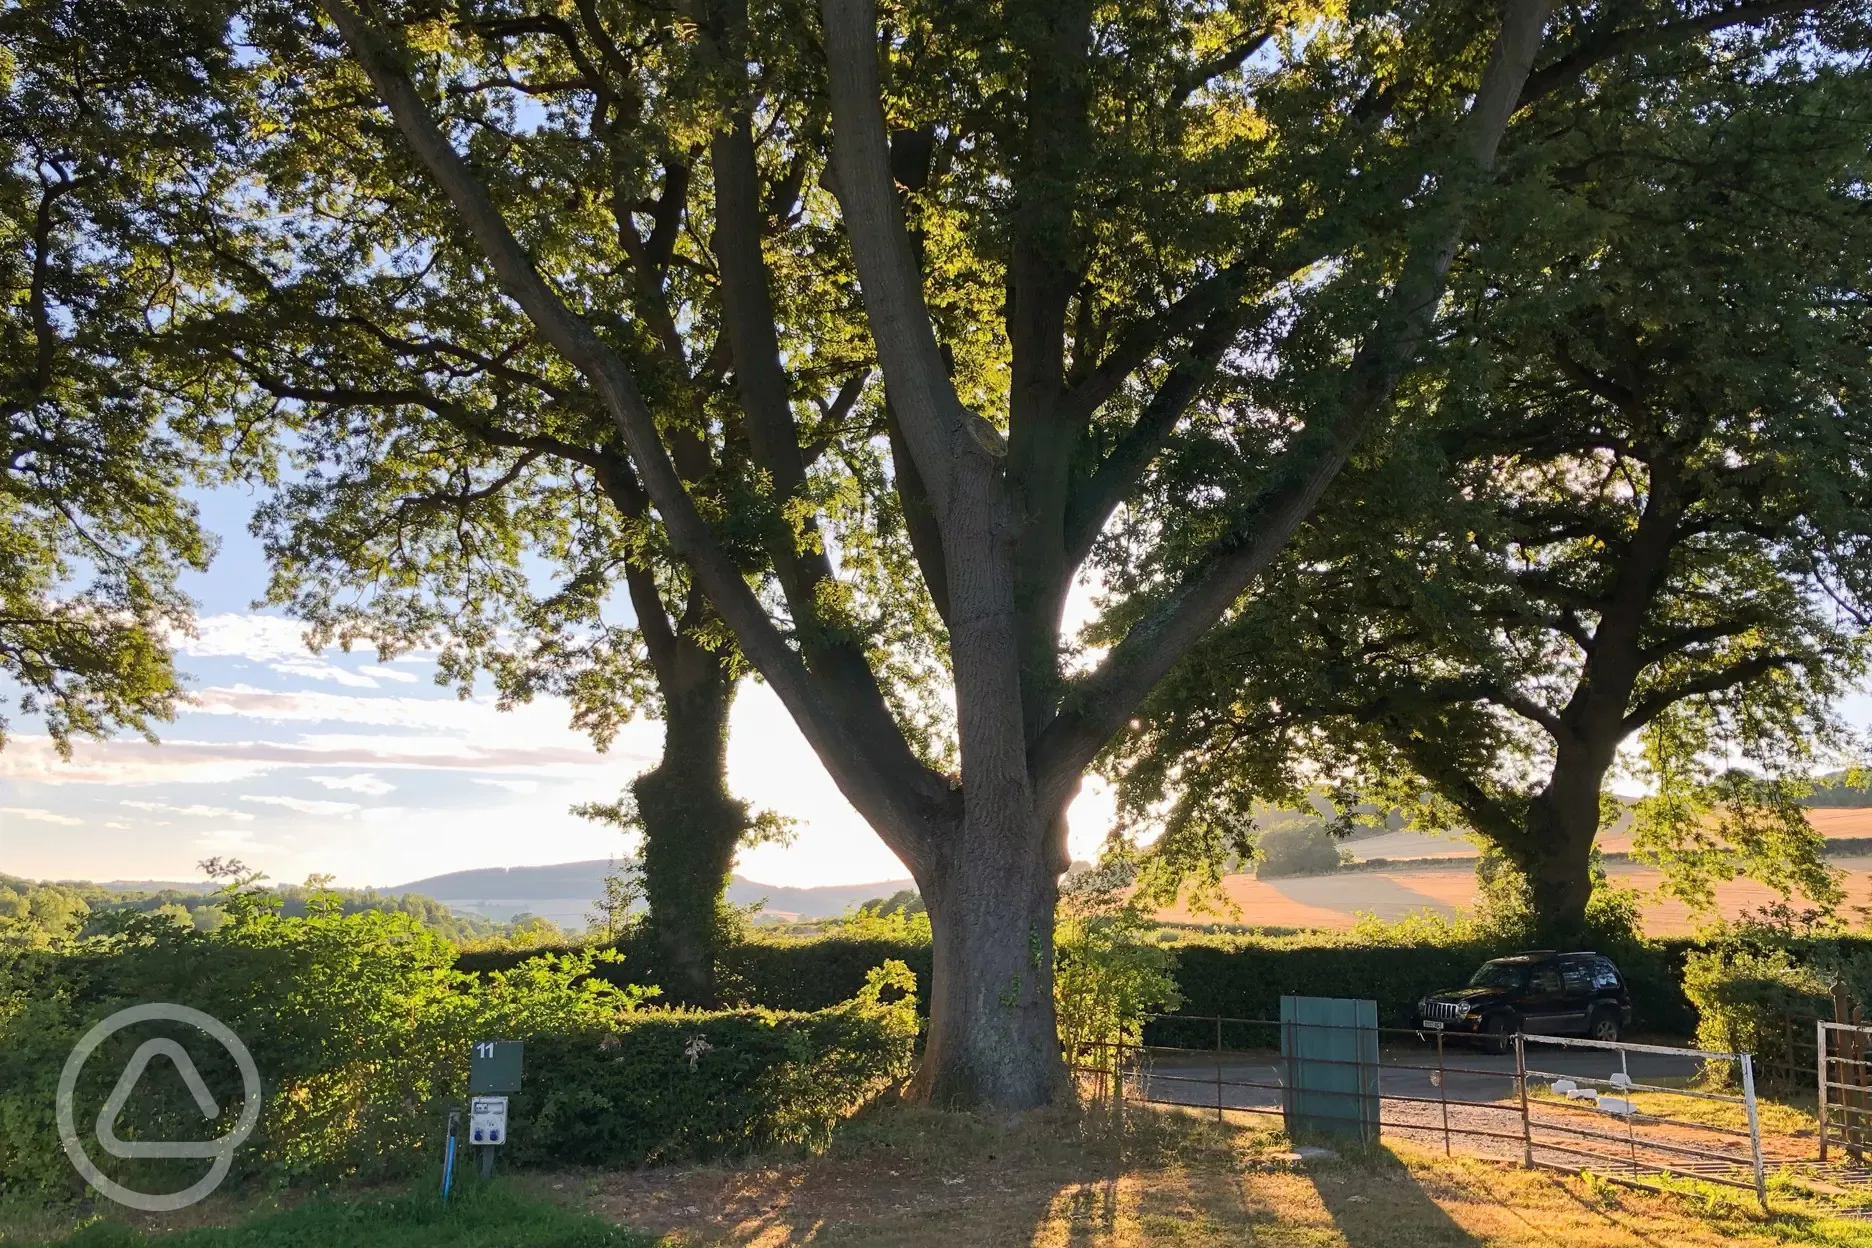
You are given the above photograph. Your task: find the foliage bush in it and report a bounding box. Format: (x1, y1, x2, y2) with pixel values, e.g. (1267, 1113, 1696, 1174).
(1053, 867, 1181, 1071)
(1682, 946, 1832, 1078)
(0, 884, 916, 1204)
(505, 961, 917, 1166)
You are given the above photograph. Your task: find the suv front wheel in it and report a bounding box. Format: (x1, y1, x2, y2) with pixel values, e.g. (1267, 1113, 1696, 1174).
(1482, 1012, 1516, 1055)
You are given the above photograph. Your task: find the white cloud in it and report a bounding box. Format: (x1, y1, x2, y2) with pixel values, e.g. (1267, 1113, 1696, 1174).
(473, 778, 540, 794)
(121, 800, 255, 822)
(174, 614, 421, 687)
(174, 614, 320, 663)
(269, 658, 382, 688)
(1, 806, 82, 826)
(311, 773, 396, 796)
(104, 821, 131, 830)
(241, 795, 361, 816)
(192, 827, 281, 853)
(0, 734, 635, 787)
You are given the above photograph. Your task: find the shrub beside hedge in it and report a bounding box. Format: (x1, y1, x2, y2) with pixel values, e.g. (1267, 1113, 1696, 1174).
(1682, 947, 1831, 1079)
(508, 964, 917, 1167)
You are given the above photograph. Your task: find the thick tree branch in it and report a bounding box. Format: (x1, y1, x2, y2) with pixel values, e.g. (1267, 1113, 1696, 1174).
(1029, 0, 1556, 811)
(1638, 613, 1771, 663)
(820, 0, 974, 516)
(1167, 29, 1275, 111)
(320, 0, 953, 859)
(1621, 654, 1794, 733)
(885, 400, 952, 625)
(1516, 0, 1832, 107)
(1056, 267, 1241, 430)
(1063, 307, 1250, 567)
(710, 104, 938, 780)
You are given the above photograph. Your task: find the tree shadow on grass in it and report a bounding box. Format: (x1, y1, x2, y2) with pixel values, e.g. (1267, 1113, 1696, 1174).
(1306, 1144, 1485, 1247)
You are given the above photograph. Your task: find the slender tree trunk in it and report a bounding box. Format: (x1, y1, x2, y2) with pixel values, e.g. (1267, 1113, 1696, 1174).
(633, 649, 746, 1007)
(1511, 739, 1616, 939)
(911, 815, 1064, 1108)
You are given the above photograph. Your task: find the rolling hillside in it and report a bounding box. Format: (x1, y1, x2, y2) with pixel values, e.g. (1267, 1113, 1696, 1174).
(391, 861, 914, 928)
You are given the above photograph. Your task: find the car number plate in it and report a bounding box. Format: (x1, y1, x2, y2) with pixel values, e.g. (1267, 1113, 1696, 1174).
(1422, 1018, 1444, 1031)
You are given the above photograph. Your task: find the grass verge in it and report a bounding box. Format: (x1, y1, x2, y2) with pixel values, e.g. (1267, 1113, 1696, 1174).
(5, 1182, 658, 1248)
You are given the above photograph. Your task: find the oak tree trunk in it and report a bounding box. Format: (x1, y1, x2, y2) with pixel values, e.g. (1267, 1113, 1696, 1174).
(1512, 740, 1616, 940)
(633, 652, 745, 1007)
(911, 814, 1064, 1108)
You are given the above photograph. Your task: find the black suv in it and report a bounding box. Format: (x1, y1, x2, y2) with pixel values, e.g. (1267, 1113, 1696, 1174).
(1417, 951, 1633, 1046)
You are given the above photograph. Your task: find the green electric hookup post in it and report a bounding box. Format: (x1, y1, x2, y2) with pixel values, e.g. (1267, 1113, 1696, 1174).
(468, 1040, 523, 1178)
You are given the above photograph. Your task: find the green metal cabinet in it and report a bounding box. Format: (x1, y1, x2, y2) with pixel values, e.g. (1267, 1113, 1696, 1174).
(1280, 995, 1380, 1143)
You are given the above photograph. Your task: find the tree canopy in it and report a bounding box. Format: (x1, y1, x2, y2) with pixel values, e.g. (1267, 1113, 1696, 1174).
(34, 0, 1863, 1107)
(0, 0, 239, 752)
(1106, 43, 1872, 935)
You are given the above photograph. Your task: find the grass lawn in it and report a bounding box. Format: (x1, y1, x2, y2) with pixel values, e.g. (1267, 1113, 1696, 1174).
(2, 1184, 654, 1248)
(11, 1105, 1872, 1246)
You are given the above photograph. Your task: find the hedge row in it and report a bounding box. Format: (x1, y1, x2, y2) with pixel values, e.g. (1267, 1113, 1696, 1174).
(0, 911, 916, 1203)
(457, 935, 936, 1015)
(1153, 937, 1696, 1044)
(507, 1000, 916, 1167)
(460, 930, 1872, 1046)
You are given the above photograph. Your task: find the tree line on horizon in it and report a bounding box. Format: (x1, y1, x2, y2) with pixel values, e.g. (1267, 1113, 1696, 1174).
(0, 868, 571, 947)
(5, 0, 1872, 1107)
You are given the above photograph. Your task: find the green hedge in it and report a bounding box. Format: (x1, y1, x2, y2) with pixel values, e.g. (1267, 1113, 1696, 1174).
(456, 927, 1872, 1058)
(1149, 935, 1695, 1044)
(456, 934, 935, 1017)
(0, 909, 917, 1204)
(506, 993, 916, 1167)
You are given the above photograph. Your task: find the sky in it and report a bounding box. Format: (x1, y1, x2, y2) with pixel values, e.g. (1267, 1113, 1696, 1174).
(0, 485, 1116, 890)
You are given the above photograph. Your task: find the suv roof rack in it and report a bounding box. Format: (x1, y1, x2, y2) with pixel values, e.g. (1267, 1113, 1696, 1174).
(1508, 949, 1558, 958)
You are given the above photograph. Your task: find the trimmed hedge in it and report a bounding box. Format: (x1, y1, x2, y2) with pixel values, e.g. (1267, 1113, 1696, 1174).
(457, 929, 1872, 1055)
(506, 993, 916, 1167)
(1150, 935, 1695, 1044)
(457, 934, 935, 1017)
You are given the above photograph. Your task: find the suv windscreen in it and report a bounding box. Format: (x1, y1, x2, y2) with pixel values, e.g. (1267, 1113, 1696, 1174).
(1467, 961, 1530, 990)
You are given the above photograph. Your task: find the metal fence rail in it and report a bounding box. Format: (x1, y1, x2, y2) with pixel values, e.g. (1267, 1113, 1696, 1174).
(1818, 1021, 1872, 1163)
(1071, 1015, 1768, 1207)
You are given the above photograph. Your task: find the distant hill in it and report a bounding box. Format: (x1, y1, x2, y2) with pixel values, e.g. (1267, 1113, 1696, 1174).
(391, 860, 915, 927)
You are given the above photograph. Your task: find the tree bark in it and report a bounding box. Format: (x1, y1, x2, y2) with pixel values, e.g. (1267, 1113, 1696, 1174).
(633, 641, 745, 1007)
(1513, 738, 1617, 940)
(912, 812, 1064, 1107)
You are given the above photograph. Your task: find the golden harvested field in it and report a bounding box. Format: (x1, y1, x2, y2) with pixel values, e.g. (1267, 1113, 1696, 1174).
(1156, 810, 1872, 935)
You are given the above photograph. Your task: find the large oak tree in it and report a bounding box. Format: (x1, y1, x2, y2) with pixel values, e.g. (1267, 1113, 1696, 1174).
(210, 0, 1842, 1104)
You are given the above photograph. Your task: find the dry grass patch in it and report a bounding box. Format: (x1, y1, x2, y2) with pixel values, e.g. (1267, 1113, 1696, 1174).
(531, 1103, 1872, 1246)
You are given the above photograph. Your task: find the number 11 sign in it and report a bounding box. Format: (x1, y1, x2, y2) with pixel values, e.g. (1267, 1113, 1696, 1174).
(469, 1040, 523, 1094)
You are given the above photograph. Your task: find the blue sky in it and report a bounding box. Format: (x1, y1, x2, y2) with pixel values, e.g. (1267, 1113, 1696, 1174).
(0, 485, 1116, 889)
(5, 485, 1862, 891)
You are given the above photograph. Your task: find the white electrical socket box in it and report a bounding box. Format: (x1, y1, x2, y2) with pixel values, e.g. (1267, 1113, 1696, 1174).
(469, 1095, 509, 1146)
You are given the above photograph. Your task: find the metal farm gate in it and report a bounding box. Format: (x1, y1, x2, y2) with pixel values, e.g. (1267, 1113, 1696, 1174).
(1818, 1021, 1872, 1166)
(1072, 1012, 1774, 1207)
